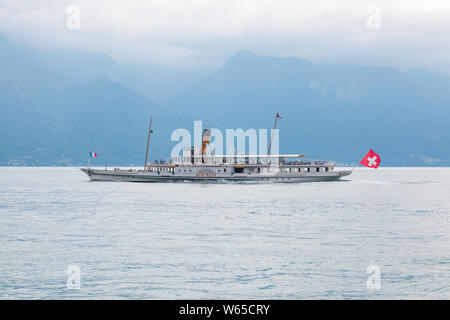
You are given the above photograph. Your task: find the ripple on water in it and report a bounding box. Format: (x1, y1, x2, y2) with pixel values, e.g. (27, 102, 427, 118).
(0, 167, 449, 299)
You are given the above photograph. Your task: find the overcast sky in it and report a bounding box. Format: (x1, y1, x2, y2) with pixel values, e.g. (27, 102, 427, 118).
(1, 0, 450, 72)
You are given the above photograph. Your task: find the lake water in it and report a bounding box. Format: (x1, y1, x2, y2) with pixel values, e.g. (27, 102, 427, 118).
(0, 167, 448, 299)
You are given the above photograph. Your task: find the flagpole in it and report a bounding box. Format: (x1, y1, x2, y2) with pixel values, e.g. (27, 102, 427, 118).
(267, 113, 279, 156)
(144, 116, 153, 171)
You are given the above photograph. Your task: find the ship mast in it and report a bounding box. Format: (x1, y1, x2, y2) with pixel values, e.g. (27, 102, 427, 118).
(144, 116, 153, 171)
(267, 112, 281, 156)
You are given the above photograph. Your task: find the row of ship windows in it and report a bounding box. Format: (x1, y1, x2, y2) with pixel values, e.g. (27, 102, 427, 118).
(250, 167, 331, 173)
(147, 167, 331, 173)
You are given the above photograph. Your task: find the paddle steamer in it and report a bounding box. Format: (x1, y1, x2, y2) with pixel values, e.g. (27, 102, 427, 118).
(81, 116, 351, 183)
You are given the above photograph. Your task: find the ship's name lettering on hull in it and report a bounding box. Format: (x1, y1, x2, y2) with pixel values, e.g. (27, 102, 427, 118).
(196, 173, 216, 177)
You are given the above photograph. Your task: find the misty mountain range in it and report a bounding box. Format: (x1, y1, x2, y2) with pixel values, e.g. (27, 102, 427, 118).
(1, 33, 449, 166)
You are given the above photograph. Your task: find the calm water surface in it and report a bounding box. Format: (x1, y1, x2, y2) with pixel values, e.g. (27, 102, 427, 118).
(0, 167, 449, 299)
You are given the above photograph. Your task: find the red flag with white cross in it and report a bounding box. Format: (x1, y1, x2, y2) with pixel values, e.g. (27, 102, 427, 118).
(360, 149, 381, 168)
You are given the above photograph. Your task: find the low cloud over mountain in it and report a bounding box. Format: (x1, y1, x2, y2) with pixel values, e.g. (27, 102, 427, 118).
(1, 35, 449, 166)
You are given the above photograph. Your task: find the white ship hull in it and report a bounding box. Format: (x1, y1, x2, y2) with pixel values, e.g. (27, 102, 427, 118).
(81, 168, 352, 183)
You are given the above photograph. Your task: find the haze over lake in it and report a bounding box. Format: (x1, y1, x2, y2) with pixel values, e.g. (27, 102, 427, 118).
(0, 167, 448, 299)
